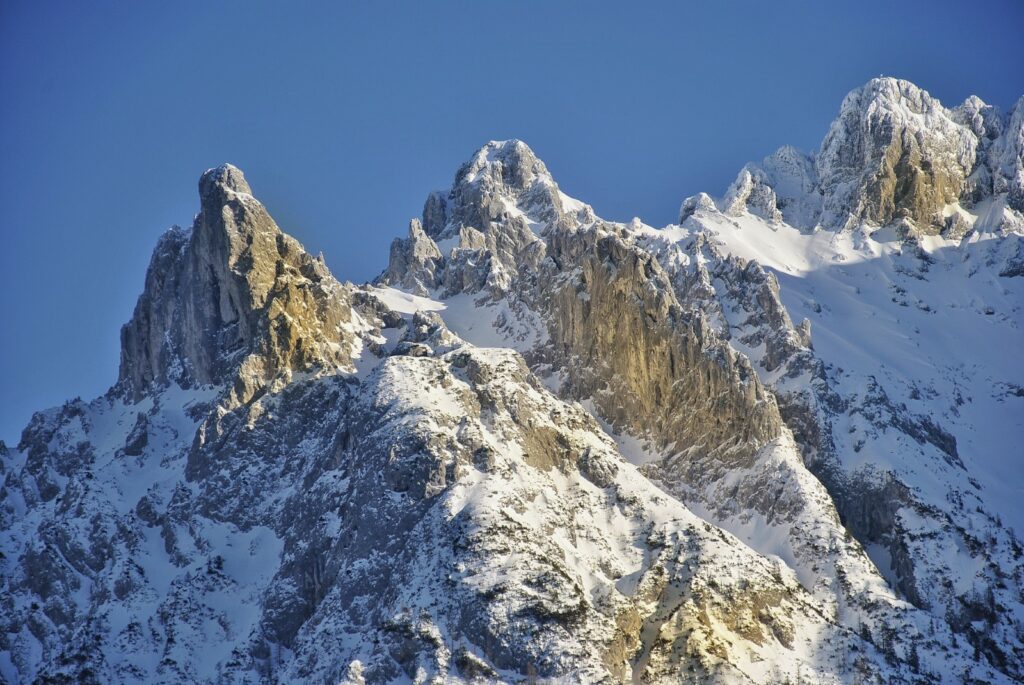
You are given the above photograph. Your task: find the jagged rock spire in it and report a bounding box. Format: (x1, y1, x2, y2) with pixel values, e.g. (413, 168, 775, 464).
(380, 140, 598, 297)
(424, 139, 575, 239)
(711, 77, 1024, 234)
(119, 164, 358, 403)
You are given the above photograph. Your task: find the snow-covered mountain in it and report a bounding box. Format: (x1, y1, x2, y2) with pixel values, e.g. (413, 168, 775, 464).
(2, 77, 1022, 683)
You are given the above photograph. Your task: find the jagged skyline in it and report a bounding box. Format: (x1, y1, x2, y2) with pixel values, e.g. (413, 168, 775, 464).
(3, 1, 1024, 441)
(3, 82, 1021, 679)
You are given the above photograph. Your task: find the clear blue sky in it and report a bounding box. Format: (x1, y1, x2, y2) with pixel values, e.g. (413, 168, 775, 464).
(2, 0, 1022, 443)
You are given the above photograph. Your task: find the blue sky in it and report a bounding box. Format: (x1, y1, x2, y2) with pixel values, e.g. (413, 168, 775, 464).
(2, 0, 1023, 442)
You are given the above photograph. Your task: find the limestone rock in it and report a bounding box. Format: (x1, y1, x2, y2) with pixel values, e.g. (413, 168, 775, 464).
(381, 218, 442, 295)
(721, 165, 784, 223)
(118, 164, 362, 408)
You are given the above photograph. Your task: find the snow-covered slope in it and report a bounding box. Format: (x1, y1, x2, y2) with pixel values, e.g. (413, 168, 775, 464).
(2, 76, 1022, 684)
(677, 193, 1024, 679)
(0, 161, 932, 685)
(662, 79, 1024, 678)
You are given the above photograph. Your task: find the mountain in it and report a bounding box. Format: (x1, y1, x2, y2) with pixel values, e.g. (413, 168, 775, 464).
(2, 77, 1022, 684)
(708, 78, 1024, 236)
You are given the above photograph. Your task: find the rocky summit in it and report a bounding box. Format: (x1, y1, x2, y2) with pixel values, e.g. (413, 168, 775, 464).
(3, 77, 1023, 684)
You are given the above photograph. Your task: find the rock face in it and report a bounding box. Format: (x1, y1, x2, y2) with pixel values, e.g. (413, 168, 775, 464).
(119, 165, 363, 410)
(706, 77, 1024, 235)
(986, 96, 1024, 210)
(540, 224, 782, 464)
(3, 77, 1024, 684)
(386, 142, 782, 471)
(816, 78, 978, 232)
(383, 219, 443, 295)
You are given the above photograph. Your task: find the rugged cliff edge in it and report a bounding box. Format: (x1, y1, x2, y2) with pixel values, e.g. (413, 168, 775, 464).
(703, 77, 1024, 235)
(2, 77, 1022, 684)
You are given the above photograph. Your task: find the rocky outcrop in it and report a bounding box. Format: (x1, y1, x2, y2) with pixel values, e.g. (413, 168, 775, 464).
(382, 219, 442, 295)
(718, 78, 1024, 235)
(536, 224, 781, 464)
(678, 192, 716, 223)
(444, 139, 568, 233)
(720, 166, 784, 223)
(391, 141, 781, 468)
(816, 78, 978, 232)
(118, 164, 364, 409)
(987, 97, 1024, 211)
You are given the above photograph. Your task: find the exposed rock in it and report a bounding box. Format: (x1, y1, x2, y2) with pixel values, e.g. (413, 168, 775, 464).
(537, 223, 781, 464)
(718, 78, 1024, 237)
(817, 78, 978, 233)
(989, 96, 1024, 211)
(122, 412, 148, 456)
(382, 219, 443, 295)
(678, 192, 716, 223)
(118, 164, 364, 412)
(721, 166, 784, 223)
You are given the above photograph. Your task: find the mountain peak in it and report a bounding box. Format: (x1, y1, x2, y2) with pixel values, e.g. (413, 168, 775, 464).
(847, 76, 934, 107)
(119, 166, 359, 403)
(817, 78, 980, 231)
(696, 77, 1024, 233)
(454, 139, 553, 192)
(834, 77, 956, 124)
(422, 139, 571, 240)
(199, 163, 252, 200)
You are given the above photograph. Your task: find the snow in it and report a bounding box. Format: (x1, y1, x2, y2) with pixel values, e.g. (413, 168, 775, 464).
(7, 106, 1024, 682)
(679, 205, 1024, 637)
(558, 190, 586, 214)
(580, 399, 662, 466)
(366, 285, 446, 315)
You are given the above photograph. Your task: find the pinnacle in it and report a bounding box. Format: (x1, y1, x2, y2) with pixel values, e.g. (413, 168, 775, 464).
(199, 163, 252, 201)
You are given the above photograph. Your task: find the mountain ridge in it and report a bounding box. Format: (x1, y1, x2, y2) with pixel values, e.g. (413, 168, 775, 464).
(2, 77, 1022, 684)
(694, 77, 1024, 236)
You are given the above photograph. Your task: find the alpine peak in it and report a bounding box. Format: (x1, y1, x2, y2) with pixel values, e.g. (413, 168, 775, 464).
(118, 165, 361, 404)
(199, 163, 252, 200)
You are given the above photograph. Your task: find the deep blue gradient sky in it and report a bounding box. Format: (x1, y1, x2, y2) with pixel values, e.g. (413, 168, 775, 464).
(2, 1, 1023, 442)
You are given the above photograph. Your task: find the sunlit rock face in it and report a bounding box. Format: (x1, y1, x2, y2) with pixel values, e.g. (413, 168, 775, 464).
(816, 78, 979, 232)
(118, 164, 362, 409)
(3, 76, 1024, 684)
(714, 77, 1024, 236)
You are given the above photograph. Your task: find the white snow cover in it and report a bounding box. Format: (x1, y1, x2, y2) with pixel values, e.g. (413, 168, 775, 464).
(4, 79, 1024, 683)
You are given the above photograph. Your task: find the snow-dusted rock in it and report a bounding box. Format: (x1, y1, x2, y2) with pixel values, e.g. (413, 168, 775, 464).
(3, 76, 1023, 684)
(816, 78, 979, 233)
(383, 218, 444, 295)
(678, 191, 716, 223)
(721, 165, 784, 223)
(718, 78, 1024, 237)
